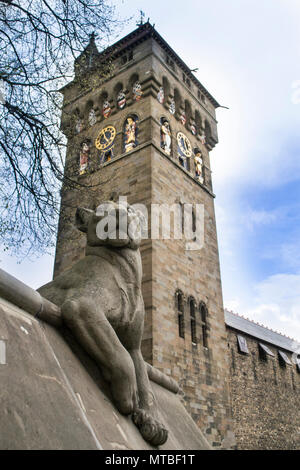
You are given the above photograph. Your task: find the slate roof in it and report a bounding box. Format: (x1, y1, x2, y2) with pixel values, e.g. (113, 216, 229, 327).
(225, 310, 300, 353)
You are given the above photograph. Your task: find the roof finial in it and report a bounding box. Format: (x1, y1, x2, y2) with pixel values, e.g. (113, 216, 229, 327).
(89, 31, 97, 43)
(137, 10, 145, 27)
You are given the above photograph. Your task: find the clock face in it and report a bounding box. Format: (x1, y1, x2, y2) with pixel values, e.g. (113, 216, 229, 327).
(177, 132, 192, 158)
(95, 126, 116, 150)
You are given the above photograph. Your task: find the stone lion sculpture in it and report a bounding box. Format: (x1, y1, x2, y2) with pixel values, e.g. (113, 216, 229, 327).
(38, 200, 168, 446)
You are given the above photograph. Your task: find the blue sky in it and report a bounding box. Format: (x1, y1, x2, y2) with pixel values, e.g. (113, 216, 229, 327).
(1, 0, 300, 341)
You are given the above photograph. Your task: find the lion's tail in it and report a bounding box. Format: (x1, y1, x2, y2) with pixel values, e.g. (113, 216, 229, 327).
(0, 268, 62, 327)
(146, 362, 180, 394)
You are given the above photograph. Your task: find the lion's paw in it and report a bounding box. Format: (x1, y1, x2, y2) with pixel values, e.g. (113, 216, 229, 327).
(132, 409, 168, 447)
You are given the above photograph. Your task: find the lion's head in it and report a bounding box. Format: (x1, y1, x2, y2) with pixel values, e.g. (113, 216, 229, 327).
(75, 200, 144, 250)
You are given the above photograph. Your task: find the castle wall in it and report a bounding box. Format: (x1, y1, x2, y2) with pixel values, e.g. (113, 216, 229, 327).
(227, 327, 300, 449)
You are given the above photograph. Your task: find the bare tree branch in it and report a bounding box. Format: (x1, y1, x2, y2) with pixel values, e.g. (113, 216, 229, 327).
(0, 0, 125, 257)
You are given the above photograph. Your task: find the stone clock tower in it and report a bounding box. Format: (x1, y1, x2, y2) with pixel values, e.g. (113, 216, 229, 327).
(55, 23, 235, 448)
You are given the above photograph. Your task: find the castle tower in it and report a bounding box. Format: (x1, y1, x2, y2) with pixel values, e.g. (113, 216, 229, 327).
(55, 23, 235, 448)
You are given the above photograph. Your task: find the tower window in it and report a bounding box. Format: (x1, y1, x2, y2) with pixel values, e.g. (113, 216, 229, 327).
(176, 290, 185, 339)
(166, 55, 175, 71)
(200, 302, 209, 348)
(120, 50, 133, 66)
(189, 298, 197, 345)
(197, 90, 206, 103)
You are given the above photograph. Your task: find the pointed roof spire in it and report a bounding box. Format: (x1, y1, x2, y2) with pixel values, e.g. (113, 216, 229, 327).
(74, 32, 100, 75)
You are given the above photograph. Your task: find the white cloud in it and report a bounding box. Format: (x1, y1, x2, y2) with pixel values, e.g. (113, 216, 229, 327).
(241, 208, 280, 231)
(225, 273, 300, 342)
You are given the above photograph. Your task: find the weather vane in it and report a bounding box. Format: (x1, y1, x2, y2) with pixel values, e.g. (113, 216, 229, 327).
(137, 10, 145, 27)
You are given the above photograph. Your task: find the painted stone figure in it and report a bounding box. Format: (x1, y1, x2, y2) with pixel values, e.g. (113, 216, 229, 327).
(157, 87, 164, 104)
(124, 116, 138, 153)
(169, 98, 175, 115)
(132, 81, 143, 101)
(88, 109, 97, 126)
(160, 119, 171, 156)
(75, 119, 82, 134)
(200, 133, 206, 145)
(117, 91, 126, 109)
(194, 149, 204, 183)
(191, 124, 197, 136)
(102, 100, 112, 119)
(180, 111, 186, 126)
(95, 125, 116, 164)
(79, 141, 90, 175)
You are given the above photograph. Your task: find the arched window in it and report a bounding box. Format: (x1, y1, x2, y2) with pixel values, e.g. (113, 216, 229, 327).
(129, 73, 143, 102)
(175, 290, 185, 338)
(189, 297, 197, 345)
(174, 88, 182, 116)
(129, 73, 139, 90)
(114, 82, 125, 109)
(74, 107, 83, 134)
(195, 110, 202, 136)
(99, 91, 110, 119)
(205, 120, 212, 143)
(86, 100, 96, 127)
(162, 76, 170, 102)
(199, 302, 209, 348)
(185, 100, 192, 128)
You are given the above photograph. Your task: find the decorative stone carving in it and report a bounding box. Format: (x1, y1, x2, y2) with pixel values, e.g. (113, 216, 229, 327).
(194, 148, 203, 183)
(160, 118, 171, 156)
(132, 81, 143, 101)
(88, 109, 97, 126)
(79, 141, 90, 175)
(38, 201, 168, 447)
(124, 115, 138, 153)
(169, 98, 175, 115)
(180, 111, 186, 126)
(75, 119, 83, 134)
(102, 100, 111, 119)
(191, 124, 197, 136)
(199, 133, 206, 145)
(117, 91, 126, 109)
(157, 86, 164, 104)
